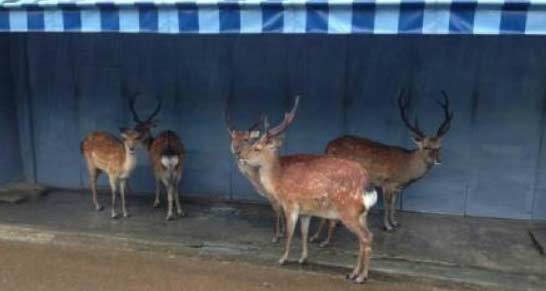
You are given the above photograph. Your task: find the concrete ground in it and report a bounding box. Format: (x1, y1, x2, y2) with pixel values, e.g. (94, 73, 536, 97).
(0, 189, 544, 291)
(0, 240, 475, 291)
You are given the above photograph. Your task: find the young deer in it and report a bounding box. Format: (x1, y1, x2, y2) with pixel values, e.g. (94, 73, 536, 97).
(312, 91, 453, 248)
(81, 128, 142, 218)
(129, 98, 186, 220)
(226, 108, 286, 243)
(239, 97, 378, 284)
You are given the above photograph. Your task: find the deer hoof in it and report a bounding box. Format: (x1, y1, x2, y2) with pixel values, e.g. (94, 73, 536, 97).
(95, 205, 104, 211)
(166, 214, 174, 221)
(354, 276, 368, 284)
(391, 221, 401, 228)
(309, 235, 319, 243)
(272, 236, 279, 244)
(278, 258, 287, 265)
(123, 212, 131, 218)
(383, 225, 395, 233)
(319, 240, 330, 248)
(153, 201, 160, 208)
(298, 257, 307, 265)
(111, 212, 119, 219)
(178, 210, 186, 217)
(345, 273, 357, 281)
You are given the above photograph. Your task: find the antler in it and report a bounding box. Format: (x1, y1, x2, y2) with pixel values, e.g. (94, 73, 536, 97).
(146, 97, 162, 123)
(267, 96, 300, 137)
(128, 95, 162, 125)
(128, 95, 143, 124)
(398, 90, 425, 138)
(436, 91, 453, 137)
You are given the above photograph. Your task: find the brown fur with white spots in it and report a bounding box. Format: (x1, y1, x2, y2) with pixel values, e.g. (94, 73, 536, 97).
(81, 129, 142, 218)
(238, 97, 377, 284)
(312, 91, 453, 248)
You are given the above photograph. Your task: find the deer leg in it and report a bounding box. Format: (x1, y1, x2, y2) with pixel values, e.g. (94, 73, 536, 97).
(153, 176, 161, 208)
(271, 201, 284, 243)
(320, 220, 338, 248)
(342, 220, 365, 281)
(382, 190, 394, 232)
(120, 179, 130, 218)
(174, 175, 184, 217)
(389, 192, 400, 228)
(298, 215, 311, 264)
(355, 214, 373, 284)
(343, 214, 373, 284)
(109, 176, 118, 219)
(279, 209, 298, 265)
(88, 166, 103, 211)
(309, 219, 326, 243)
(163, 176, 175, 221)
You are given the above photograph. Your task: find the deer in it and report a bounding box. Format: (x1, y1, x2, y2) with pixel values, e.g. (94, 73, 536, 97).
(225, 107, 286, 243)
(310, 90, 453, 248)
(81, 128, 143, 219)
(129, 97, 186, 221)
(238, 96, 378, 284)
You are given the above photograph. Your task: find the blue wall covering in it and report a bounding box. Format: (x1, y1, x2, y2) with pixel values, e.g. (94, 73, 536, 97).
(0, 35, 22, 185)
(5, 33, 546, 220)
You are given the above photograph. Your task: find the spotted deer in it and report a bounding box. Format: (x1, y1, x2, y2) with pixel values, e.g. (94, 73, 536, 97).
(81, 128, 143, 218)
(311, 91, 453, 247)
(225, 107, 286, 242)
(129, 98, 186, 220)
(238, 96, 378, 284)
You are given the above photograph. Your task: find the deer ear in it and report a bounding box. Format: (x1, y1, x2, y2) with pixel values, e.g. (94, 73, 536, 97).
(249, 130, 261, 139)
(267, 134, 285, 149)
(119, 128, 129, 139)
(411, 135, 424, 148)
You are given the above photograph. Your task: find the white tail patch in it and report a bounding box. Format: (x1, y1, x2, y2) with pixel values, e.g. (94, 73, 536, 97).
(161, 156, 179, 170)
(362, 189, 378, 210)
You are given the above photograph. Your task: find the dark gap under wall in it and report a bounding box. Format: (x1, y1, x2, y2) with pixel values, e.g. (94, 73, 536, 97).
(3, 33, 546, 220)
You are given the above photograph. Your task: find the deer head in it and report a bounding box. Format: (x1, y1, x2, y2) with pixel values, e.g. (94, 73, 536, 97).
(128, 95, 162, 144)
(398, 90, 453, 165)
(224, 101, 268, 156)
(119, 128, 142, 155)
(239, 96, 300, 167)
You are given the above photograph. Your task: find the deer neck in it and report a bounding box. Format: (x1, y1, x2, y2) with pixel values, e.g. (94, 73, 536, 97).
(121, 146, 138, 177)
(256, 152, 282, 199)
(408, 150, 433, 182)
(237, 160, 266, 194)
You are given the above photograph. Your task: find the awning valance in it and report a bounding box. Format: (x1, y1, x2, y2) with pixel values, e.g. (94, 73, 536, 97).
(0, 0, 545, 35)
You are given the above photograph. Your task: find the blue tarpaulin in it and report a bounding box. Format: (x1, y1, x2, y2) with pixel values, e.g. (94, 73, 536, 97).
(0, 0, 545, 34)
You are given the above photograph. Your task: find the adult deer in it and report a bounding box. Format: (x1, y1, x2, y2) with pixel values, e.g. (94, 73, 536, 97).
(81, 128, 143, 219)
(129, 97, 186, 220)
(311, 91, 453, 248)
(225, 106, 286, 242)
(238, 96, 378, 284)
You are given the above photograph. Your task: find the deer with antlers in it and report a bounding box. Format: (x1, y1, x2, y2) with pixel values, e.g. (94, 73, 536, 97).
(129, 97, 186, 220)
(226, 109, 288, 243)
(310, 91, 453, 248)
(238, 96, 378, 284)
(81, 128, 143, 219)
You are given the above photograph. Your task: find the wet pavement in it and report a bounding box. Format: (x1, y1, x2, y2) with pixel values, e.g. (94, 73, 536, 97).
(0, 240, 483, 291)
(0, 189, 544, 290)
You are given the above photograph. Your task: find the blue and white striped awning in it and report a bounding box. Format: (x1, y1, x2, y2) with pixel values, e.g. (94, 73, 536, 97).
(0, 0, 545, 34)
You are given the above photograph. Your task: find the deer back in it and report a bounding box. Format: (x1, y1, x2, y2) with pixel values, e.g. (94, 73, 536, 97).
(81, 132, 126, 173)
(149, 130, 185, 172)
(326, 135, 420, 187)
